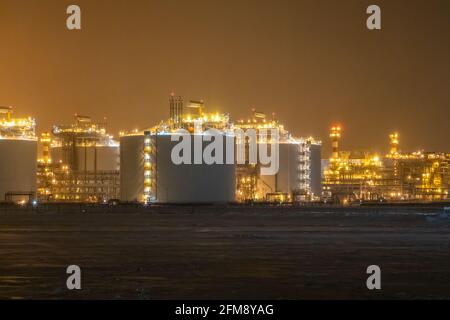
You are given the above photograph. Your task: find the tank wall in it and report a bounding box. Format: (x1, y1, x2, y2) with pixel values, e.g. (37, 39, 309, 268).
(120, 133, 236, 203)
(51, 146, 119, 171)
(264, 142, 321, 198)
(276, 143, 299, 194)
(310, 144, 322, 196)
(155, 134, 236, 203)
(0, 139, 37, 201)
(120, 135, 145, 202)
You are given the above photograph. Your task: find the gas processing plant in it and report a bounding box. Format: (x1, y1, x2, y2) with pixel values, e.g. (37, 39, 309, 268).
(233, 112, 321, 203)
(2, 100, 449, 205)
(323, 126, 450, 203)
(37, 115, 120, 202)
(119, 95, 322, 204)
(120, 97, 236, 204)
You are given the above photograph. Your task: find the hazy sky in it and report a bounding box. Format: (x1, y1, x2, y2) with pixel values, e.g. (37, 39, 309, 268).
(0, 0, 449, 156)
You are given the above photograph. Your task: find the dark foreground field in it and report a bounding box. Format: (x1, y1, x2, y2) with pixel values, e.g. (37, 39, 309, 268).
(0, 205, 449, 299)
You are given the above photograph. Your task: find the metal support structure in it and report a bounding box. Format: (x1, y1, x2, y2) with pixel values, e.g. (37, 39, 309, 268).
(143, 131, 157, 204)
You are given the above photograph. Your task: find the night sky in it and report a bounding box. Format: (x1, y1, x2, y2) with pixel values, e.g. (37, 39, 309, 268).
(0, 0, 449, 156)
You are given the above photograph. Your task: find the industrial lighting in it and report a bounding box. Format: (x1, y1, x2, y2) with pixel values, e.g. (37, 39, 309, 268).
(143, 131, 155, 204)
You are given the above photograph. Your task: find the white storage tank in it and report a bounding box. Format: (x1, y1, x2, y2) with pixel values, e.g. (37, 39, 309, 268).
(256, 138, 322, 200)
(277, 138, 322, 199)
(0, 107, 37, 202)
(0, 139, 37, 202)
(309, 142, 322, 197)
(119, 134, 145, 202)
(275, 142, 301, 194)
(120, 132, 236, 203)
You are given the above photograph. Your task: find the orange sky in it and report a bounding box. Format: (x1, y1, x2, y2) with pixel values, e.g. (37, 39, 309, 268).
(0, 0, 449, 156)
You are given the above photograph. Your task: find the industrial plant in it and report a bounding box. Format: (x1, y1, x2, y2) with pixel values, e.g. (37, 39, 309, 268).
(37, 115, 120, 202)
(0, 102, 449, 206)
(323, 126, 450, 203)
(233, 111, 321, 203)
(118, 95, 322, 204)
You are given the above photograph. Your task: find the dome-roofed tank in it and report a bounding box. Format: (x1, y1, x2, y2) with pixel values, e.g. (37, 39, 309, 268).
(120, 97, 235, 203)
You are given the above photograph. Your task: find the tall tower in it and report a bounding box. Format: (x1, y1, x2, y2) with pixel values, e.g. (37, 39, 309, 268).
(0, 106, 12, 121)
(388, 132, 401, 194)
(169, 94, 184, 127)
(330, 125, 341, 160)
(40, 132, 51, 164)
(389, 132, 399, 157)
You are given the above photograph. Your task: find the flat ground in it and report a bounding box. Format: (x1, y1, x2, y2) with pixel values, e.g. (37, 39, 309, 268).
(0, 205, 449, 299)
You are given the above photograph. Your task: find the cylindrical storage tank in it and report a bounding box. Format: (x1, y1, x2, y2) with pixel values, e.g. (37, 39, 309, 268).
(156, 133, 235, 203)
(0, 139, 37, 202)
(275, 142, 300, 194)
(309, 143, 322, 197)
(120, 132, 236, 203)
(51, 145, 119, 171)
